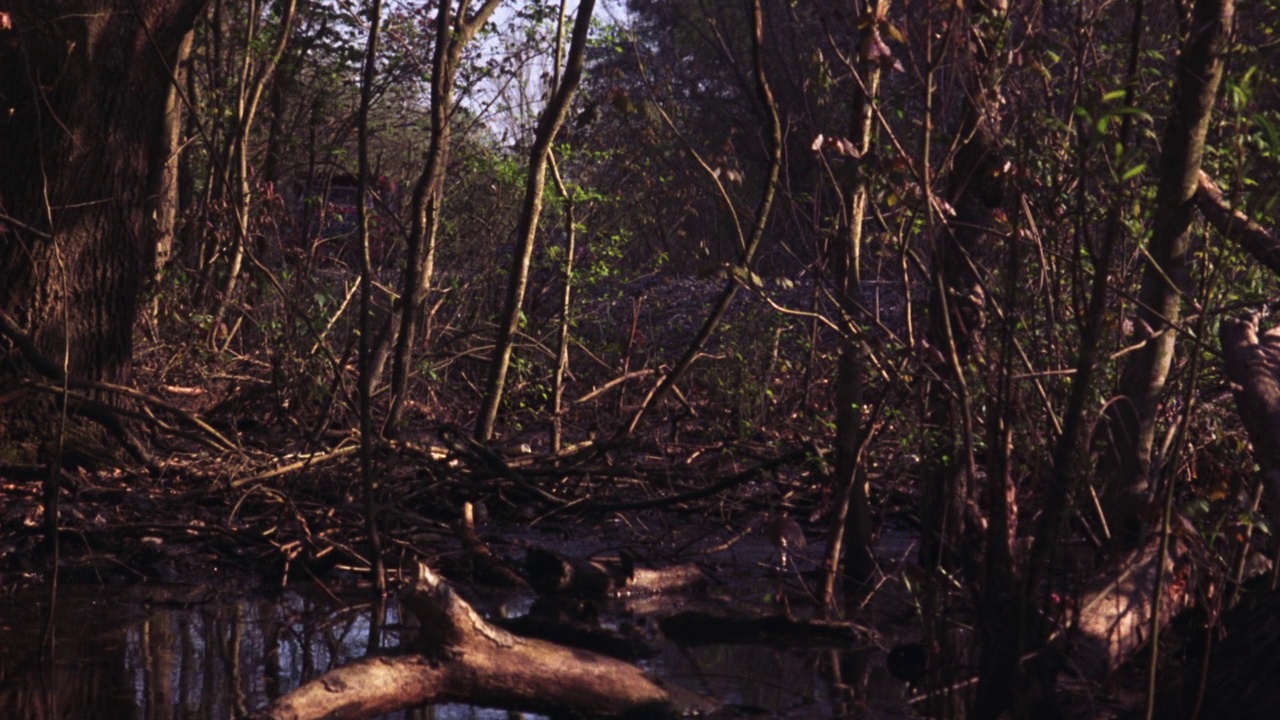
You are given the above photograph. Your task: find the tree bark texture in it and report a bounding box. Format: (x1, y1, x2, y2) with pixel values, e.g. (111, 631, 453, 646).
(1103, 0, 1233, 543)
(0, 0, 206, 386)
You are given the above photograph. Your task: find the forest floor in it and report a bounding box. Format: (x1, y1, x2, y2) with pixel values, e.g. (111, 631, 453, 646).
(0, 272, 1206, 718)
(1, 274, 901, 589)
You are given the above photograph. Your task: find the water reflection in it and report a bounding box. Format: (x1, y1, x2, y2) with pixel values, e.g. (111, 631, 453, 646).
(0, 581, 891, 719)
(1, 586, 438, 720)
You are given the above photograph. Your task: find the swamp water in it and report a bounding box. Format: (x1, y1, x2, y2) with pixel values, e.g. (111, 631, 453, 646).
(0, 535, 920, 719)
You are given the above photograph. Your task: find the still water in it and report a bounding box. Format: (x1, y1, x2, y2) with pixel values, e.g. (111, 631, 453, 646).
(0, 578, 884, 719)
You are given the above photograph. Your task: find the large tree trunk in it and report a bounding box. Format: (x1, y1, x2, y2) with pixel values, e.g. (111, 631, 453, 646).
(0, 0, 206, 554)
(0, 0, 205, 387)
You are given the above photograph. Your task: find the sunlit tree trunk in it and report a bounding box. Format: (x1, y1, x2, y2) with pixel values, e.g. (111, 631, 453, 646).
(380, 0, 504, 434)
(1101, 0, 1233, 545)
(476, 0, 597, 442)
(145, 28, 195, 333)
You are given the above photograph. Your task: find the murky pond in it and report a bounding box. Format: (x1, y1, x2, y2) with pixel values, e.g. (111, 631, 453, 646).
(0, 533, 920, 718)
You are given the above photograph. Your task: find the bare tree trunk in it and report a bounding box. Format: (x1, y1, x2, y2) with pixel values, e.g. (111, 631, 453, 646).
(356, 0, 387, 604)
(383, 0, 503, 433)
(1101, 0, 1233, 545)
(820, 0, 887, 608)
(145, 28, 195, 333)
(547, 156, 577, 453)
(546, 0, 576, 454)
(476, 0, 597, 442)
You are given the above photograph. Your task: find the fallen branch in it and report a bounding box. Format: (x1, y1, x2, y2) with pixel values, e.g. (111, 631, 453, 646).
(1195, 171, 1280, 277)
(1066, 534, 1194, 680)
(228, 443, 359, 488)
(259, 563, 706, 719)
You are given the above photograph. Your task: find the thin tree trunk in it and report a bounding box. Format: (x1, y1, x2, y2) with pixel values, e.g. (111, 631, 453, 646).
(382, 0, 503, 433)
(207, 0, 299, 347)
(912, 1, 1015, 714)
(356, 0, 387, 604)
(820, 0, 887, 609)
(476, 0, 597, 442)
(547, 0, 576, 454)
(1027, 0, 1148, 634)
(145, 28, 194, 333)
(919, 0, 1007, 575)
(547, 155, 576, 453)
(1101, 0, 1233, 545)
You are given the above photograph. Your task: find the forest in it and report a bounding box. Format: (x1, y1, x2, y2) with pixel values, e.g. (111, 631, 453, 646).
(1, 0, 1279, 718)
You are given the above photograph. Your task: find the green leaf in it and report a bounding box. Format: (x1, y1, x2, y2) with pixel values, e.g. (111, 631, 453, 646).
(1121, 163, 1147, 181)
(1255, 113, 1279, 151)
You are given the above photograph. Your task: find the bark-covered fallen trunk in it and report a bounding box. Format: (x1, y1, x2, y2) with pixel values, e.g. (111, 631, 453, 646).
(1195, 172, 1280, 278)
(1067, 535, 1194, 681)
(259, 563, 706, 720)
(525, 546, 707, 597)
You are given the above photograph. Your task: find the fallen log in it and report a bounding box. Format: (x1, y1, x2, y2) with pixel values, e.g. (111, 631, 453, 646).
(525, 546, 707, 597)
(1067, 534, 1194, 681)
(258, 563, 707, 720)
